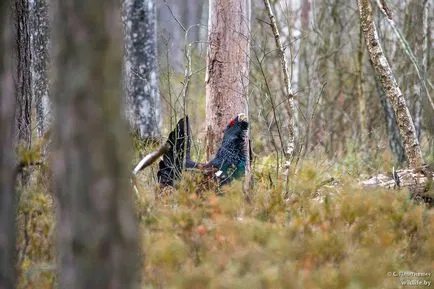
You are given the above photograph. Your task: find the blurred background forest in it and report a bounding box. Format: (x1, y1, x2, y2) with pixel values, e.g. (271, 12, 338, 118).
(156, 0, 434, 168)
(0, 0, 433, 289)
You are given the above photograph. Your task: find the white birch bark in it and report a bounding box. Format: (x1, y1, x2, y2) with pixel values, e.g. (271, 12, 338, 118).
(30, 0, 50, 138)
(263, 0, 295, 165)
(123, 0, 161, 139)
(357, 0, 424, 169)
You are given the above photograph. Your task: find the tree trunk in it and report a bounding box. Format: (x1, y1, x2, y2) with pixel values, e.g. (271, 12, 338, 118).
(0, 2, 17, 288)
(299, 0, 312, 154)
(30, 0, 50, 138)
(410, 0, 430, 142)
(357, 0, 424, 169)
(14, 0, 32, 148)
(51, 0, 140, 288)
(357, 25, 367, 144)
(205, 0, 250, 159)
(376, 76, 405, 163)
(123, 0, 161, 139)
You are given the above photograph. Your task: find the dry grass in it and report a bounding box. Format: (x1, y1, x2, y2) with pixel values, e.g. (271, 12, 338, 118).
(16, 154, 434, 289)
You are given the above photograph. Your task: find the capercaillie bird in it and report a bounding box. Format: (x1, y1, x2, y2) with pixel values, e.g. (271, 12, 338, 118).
(133, 113, 249, 189)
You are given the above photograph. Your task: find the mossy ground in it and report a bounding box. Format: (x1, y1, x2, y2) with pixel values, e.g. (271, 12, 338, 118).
(16, 150, 434, 289)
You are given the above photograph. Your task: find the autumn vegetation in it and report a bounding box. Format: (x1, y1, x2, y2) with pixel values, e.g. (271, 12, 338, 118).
(16, 152, 434, 288)
(2, 0, 434, 289)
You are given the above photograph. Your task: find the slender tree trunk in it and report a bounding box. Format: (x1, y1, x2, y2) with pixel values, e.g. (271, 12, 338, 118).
(51, 0, 140, 288)
(123, 0, 161, 139)
(263, 0, 295, 165)
(402, 1, 424, 142)
(0, 2, 17, 288)
(357, 0, 424, 169)
(357, 25, 367, 144)
(14, 0, 32, 148)
(30, 0, 50, 138)
(205, 0, 250, 158)
(299, 0, 312, 153)
(412, 0, 430, 141)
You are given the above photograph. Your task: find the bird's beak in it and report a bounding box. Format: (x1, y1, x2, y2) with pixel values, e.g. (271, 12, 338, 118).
(238, 113, 247, 122)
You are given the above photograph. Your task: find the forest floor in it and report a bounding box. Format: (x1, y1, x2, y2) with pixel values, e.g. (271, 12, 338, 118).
(16, 149, 434, 289)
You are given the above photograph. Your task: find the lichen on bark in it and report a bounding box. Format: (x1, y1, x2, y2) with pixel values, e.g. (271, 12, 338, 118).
(123, 0, 161, 140)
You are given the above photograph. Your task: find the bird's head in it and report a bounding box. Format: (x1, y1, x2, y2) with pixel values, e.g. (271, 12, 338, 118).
(228, 113, 248, 130)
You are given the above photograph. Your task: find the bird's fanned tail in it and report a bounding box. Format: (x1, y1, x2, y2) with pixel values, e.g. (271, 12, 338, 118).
(157, 116, 196, 186)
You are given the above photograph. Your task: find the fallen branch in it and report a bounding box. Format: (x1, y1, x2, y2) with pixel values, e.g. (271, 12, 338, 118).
(360, 167, 433, 205)
(132, 143, 170, 175)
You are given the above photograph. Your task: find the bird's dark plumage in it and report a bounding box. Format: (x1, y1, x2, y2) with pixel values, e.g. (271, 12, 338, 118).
(157, 116, 196, 186)
(156, 114, 249, 187)
(208, 114, 249, 185)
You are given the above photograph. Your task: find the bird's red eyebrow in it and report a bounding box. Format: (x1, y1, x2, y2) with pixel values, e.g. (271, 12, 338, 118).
(229, 119, 236, 127)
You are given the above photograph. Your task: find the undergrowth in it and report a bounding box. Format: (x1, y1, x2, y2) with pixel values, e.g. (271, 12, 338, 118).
(16, 153, 434, 289)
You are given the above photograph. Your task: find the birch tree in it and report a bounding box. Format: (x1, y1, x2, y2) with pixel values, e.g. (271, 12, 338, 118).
(205, 0, 251, 158)
(0, 1, 17, 288)
(357, 0, 424, 169)
(51, 0, 140, 288)
(30, 0, 50, 137)
(123, 0, 161, 139)
(262, 0, 295, 166)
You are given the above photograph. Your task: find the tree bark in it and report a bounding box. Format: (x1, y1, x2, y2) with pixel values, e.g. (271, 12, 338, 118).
(205, 0, 250, 159)
(51, 0, 140, 288)
(0, 2, 17, 288)
(14, 0, 32, 148)
(357, 0, 424, 169)
(357, 25, 367, 144)
(410, 0, 430, 141)
(123, 0, 161, 139)
(30, 0, 50, 138)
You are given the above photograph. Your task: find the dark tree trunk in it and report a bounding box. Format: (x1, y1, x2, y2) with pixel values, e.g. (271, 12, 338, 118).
(376, 77, 405, 163)
(51, 0, 140, 288)
(123, 0, 161, 139)
(0, 1, 18, 288)
(30, 0, 50, 137)
(14, 0, 32, 148)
